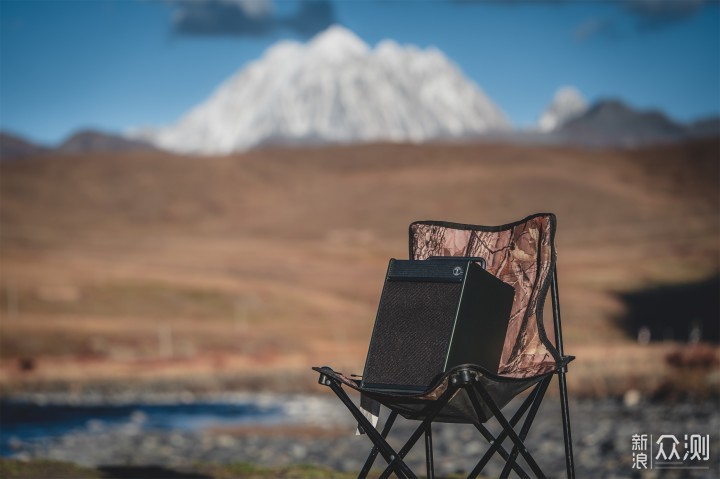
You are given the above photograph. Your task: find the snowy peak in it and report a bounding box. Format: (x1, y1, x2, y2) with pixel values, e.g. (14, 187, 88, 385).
(134, 26, 510, 155)
(307, 25, 369, 60)
(538, 86, 588, 132)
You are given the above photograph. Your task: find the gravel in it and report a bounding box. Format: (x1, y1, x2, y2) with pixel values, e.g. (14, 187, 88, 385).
(4, 392, 718, 478)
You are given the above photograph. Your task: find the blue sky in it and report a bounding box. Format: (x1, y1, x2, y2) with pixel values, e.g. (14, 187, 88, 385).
(1, 0, 718, 146)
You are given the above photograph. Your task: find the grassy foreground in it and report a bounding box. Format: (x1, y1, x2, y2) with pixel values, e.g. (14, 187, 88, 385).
(0, 459, 473, 479)
(0, 460, 100, 479)
(0, 460, 350, 479)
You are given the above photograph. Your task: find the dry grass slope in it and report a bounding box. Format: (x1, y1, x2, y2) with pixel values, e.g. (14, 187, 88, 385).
(1, 140, 718, 394)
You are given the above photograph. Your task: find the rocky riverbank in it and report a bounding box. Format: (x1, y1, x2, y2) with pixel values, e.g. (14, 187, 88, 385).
(3, 392, 718, 479)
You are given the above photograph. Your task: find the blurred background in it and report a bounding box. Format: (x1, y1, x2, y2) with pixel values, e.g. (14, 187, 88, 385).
(1, 1, 718, 478)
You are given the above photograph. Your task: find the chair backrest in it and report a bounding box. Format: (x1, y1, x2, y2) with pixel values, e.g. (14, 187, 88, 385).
(409, 213, 561, 378)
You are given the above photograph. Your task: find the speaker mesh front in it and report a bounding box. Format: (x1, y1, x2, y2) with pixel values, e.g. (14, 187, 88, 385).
(364, 281, 462, 389)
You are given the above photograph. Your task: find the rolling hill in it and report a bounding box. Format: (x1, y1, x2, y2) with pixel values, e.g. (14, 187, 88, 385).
(0, 140, 717, 392)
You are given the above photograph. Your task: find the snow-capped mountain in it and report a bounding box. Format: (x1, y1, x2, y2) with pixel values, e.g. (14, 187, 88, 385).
(538, 86, 588, 132)
(133, 26, 510, 155)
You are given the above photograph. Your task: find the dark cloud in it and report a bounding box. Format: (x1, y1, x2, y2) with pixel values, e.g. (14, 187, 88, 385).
(452, 0, 710, 13)
(624, 0, 707, 17)
(451, 0, 567, 4)
(452, 0, 714, 34)
(622, 0, 712, 30)
(170, 0, 336, 38)
(571, 0, 715, 41)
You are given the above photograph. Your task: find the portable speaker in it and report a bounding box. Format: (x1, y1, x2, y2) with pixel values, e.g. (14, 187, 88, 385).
(361, 258, 515, 393)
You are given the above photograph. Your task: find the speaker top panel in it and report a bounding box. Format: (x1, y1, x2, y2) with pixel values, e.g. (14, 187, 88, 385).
(387, 258, 483, 283)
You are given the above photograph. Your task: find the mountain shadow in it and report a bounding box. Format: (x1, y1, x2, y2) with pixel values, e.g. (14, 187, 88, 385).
(616, 274, 719, 343)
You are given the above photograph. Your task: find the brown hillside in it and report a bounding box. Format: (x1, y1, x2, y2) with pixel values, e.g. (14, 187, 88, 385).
(1, 140, 718, 392)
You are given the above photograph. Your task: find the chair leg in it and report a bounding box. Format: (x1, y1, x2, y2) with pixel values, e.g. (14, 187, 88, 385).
(558, 370, 575, 479)
(425, 425, 434, 479)
(359, 410, 398, 479)
(320, 376, 416, 479)
(551, 270, 576, 479)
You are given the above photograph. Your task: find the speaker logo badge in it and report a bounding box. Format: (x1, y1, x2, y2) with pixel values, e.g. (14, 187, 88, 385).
(453, 266, 463, 276)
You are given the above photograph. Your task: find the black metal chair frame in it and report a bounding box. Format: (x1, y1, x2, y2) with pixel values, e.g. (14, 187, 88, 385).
(315, 268, 575, 479)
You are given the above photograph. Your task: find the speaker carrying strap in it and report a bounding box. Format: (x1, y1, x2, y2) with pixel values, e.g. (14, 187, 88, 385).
(355, 393, 381, 435)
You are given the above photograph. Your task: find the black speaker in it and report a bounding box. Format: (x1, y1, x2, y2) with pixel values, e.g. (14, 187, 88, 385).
(361, 258, 515, 393)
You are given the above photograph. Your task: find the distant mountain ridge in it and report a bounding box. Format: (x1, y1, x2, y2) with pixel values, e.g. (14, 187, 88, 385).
(554, 100, 690, 148)
(0, 132, 50, 160)
(3, 103, 718, 160)
(687, 116, 720, 139)
(0, 130, 158, 160)
(2, 25, 718, 158)
(58, 130, 158, 154)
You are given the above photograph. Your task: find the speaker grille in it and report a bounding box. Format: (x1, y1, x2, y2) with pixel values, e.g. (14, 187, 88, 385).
(364, 281, 462, 389)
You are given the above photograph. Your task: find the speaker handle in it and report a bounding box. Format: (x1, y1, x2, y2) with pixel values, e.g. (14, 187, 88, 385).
(427, 256, 487, 270)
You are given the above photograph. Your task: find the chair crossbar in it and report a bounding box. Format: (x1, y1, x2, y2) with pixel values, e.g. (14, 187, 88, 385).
(470, 384, 547, 479)
(377, 385, 459, 479)
(498, 377, 552, 478)
(473, 422, 531, 479)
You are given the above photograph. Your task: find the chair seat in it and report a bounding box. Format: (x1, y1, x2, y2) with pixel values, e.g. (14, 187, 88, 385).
(314, 364, 552, 423)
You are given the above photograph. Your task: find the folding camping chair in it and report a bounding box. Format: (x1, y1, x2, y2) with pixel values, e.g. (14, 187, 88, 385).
(314, 213, 575, 478)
